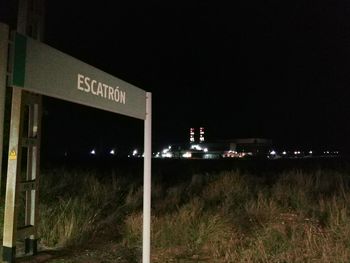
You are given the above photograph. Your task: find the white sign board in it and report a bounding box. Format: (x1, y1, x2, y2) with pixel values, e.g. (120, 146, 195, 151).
(11, 33, 147, 120)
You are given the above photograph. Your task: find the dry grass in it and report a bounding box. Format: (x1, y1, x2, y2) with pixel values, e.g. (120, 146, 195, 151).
(2, 164, 350, 262)
(122, 169, 350, 262)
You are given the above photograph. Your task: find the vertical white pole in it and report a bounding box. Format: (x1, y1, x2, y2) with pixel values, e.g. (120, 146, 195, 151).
(0, 23, 9, 180)
(143, 92, 152, 263)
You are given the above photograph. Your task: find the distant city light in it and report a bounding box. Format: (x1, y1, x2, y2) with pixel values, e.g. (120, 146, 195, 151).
(162, 148, 170, 154)
(282, 151, 287, 155)
(190, 144, 202, 151)
(161, 146, 172, 158)
(162, 152, 173, 158)
(182, 152, 192, 158)
(270, 150, 276, 155)
(309, 150, 313, 154)
(133, 149, 138, 156)
(204, 148, 208, 152)
(110, 149, 115, 155)
(90, 149, 96, 155)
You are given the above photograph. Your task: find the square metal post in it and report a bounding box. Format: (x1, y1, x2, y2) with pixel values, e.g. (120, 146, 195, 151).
(2, 88, 24, 263)
(0, 23, 9, 189)
(143, 92, 152, 263)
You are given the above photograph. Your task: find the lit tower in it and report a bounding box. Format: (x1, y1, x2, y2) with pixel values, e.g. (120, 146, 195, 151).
(199, 127, 205, 143)
(190, 128, 195, 143)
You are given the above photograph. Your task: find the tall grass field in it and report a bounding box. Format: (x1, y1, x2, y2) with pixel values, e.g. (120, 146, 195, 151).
(1, 158, 350, 262)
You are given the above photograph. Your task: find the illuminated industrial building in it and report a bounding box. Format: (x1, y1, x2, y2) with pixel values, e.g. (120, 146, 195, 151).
(222, 138, 272, 157)
(154, 127, 272, 159)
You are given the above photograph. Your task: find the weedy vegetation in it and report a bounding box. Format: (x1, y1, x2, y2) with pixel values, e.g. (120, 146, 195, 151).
(1, 158, 350, 262)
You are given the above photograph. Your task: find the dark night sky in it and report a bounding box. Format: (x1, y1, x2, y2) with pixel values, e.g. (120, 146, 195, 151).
(1, 1, 350, 156)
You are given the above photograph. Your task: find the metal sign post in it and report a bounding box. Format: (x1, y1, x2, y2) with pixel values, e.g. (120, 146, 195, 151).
(2, 1, 43, 262)
(143, 92, 152, 263)
(2, 87, 24, 262)
(2, 28, 152, 263)
(0, 23, 9, 186)
(3, 62, 42, 263)
(1, 2, 152, 262)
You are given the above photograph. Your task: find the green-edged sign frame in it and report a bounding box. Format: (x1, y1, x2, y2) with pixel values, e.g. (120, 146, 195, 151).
(10, 32, 147, 120)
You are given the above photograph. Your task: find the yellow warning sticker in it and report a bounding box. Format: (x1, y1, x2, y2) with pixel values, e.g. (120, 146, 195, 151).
(9, 149, 17, 160)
